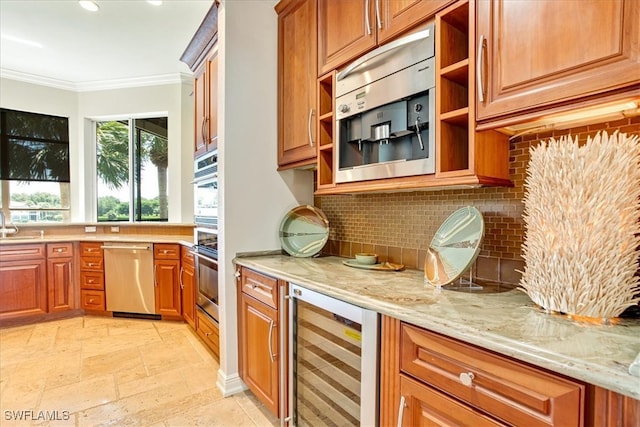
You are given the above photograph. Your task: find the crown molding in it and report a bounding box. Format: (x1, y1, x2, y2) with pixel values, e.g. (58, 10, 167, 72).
(0, 68, 192, 92)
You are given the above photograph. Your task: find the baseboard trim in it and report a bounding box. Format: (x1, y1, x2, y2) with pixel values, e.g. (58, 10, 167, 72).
(216, 370, 247, 397)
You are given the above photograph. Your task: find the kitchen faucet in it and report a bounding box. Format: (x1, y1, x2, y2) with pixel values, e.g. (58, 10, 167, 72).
(0, 211, 18, 238)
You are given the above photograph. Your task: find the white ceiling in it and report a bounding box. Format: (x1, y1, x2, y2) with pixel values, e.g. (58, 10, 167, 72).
(0, 0, 213, 91)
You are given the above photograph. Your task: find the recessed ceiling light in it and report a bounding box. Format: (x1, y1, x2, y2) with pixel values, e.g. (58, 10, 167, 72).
(1, 33, 43, 48)
(78, 1, 100, 12)
(147, 0, 163, 5)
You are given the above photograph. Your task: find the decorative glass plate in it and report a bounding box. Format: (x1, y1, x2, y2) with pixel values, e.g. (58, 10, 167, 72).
(279, 205, 329, 257)
(424, 206, 484, 286)
(343, 260, 405, 271)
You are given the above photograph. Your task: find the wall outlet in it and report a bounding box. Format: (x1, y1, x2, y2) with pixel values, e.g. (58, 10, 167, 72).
(111, 226, 120, 233)
(85, 226, 97, 233)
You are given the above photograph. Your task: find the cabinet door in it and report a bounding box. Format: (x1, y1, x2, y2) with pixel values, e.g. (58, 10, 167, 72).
(378, 0, 452, 44)
(399, 375, 506, 426)
(239, 293, 279, 416)
(0, 259, 48, 320)
(476, 0, 640, 121)
(277, 0, 318, 169)
(207, 53, 218, 153)
(181, 264, 196, 329)
(318, 0, 376, 75)
(154, 260, 181, 318)
(47, 257, 74, 312)
(194, 65, 208, 157)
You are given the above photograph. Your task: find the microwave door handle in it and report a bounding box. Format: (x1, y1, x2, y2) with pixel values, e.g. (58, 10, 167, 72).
(337, 27, 432, 81)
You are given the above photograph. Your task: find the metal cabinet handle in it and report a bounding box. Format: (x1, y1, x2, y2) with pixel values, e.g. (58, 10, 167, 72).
(234, 269, 241, 279)
(88, 298, 95, 304)
(205, 332, 212, 337)
(154, 265, 158, 287)
(477, 35, 486, 103)
(375, 0, 382, 29)
(268, 319, 276, 363)
(307, 109, 315, 146)
(396, 395, 407, 427)
(56, 248, 63, 253)
(179, 266, 184, 289)
(365, 0, 371, 35)
(459, 372, 475, 387)
(88, 279, 95, 284)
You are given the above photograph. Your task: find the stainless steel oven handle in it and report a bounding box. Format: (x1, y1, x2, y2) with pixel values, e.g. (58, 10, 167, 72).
(190, 250, 218, 265)
(100, 245, 150, 250)
(190, 173, 218, 184)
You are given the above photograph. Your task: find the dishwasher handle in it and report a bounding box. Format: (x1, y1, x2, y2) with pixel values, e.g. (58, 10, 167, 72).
(101, 245, 151, 250)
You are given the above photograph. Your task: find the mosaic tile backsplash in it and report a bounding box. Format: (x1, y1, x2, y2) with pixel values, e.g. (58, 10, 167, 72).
(316, 117, 640, 284)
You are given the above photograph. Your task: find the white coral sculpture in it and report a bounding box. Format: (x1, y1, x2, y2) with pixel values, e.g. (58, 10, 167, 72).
(520, 131, 640, 319)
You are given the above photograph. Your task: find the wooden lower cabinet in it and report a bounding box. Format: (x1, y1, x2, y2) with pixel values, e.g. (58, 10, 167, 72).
(0, 256, 48, 321)
(380, 316, 587, 427)
(79, 242, 105, 312)
(196, 309, 220, 359)
(80, 289, 106, 311)
(399, 375, 505, 426)
(237, 266, 283, 418)
(181, 246, 196, 329)
(47, 257, 73, 312)
(154, 244, 181, 319)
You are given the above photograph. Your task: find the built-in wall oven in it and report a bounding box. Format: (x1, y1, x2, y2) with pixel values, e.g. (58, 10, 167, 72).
(193, 149, 219, 323)
(335, 23, 435, 183)
(193, 227, 219, 323)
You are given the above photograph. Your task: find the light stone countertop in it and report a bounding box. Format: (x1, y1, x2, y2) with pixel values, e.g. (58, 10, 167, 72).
(0, 234, 193, 245)
(234, 254, 640, 400)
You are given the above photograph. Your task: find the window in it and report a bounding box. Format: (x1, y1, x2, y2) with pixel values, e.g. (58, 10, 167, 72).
(96, 117, 168, 222)
(0, 108, 71, 223)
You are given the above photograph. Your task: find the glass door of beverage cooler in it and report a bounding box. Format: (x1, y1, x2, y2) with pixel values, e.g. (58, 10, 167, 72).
(288, 283, 379, 426)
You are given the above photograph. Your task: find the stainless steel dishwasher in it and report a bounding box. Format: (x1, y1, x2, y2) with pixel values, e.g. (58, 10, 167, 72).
(102, 242, 155, 315)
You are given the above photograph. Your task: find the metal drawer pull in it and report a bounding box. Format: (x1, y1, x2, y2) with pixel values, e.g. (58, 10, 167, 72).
(476, 35, 486, 103)
(396, 395, 407, 427)
(365, 0, 371, 35)
(459, 372, 475, 387)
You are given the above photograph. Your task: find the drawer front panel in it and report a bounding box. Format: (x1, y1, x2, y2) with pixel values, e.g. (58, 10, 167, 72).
(241, 267, 278, 309)
(0, 244, 45, 261)
(47, 242, 73, 258)
(154, 244, 180, 260)
(81, 290, 106, 311)
(400, 324, 583, 427)
(79, 242, 103, 257)
(197, 310, 220, 358)
(80, 271, 104, 290)
(80, 257, 104, 271)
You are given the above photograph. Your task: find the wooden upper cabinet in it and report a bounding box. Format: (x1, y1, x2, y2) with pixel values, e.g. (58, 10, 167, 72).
(318, 0, 451, 75)
(194, 65, 208, 158)
(318, 0, 376, 76)
(378, 0, 453, 44)
(276, 0, 318, 169)
(476, 0, 640, 122)
(207, 53, 219, 153)
(194, 52, 218, 158)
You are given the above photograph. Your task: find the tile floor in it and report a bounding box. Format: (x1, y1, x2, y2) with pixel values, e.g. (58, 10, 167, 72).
(0, 316, 278, 426)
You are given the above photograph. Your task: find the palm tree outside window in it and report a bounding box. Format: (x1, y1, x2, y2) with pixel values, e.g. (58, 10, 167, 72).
(96, 117, 168, 222)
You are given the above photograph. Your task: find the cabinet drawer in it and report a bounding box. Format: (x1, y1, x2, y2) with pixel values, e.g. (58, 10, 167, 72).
(80, 257, 104, 271)
(79, 242, 103, 257)
(0, 244, 45, 261)
(399, 374, 506, 426)
(154, 244, 180, 260)
(181, 245, 195, 266)
(47, 242, 73, 258)
(241, 267, 278, 309)
(80, 271, 104, 290)
(196, 310, 220, 358)
(400, 324, 584, 427)
(80, 290, 106, 311)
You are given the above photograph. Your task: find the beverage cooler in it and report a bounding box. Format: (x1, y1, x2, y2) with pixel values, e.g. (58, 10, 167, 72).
(287, 283, 379, 426)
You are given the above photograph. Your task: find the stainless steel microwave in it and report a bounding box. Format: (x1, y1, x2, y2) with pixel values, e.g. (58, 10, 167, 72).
(335, 23, 436, 183)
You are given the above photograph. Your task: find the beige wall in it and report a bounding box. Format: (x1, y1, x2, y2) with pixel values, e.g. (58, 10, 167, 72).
(0, 77, 194, 223)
